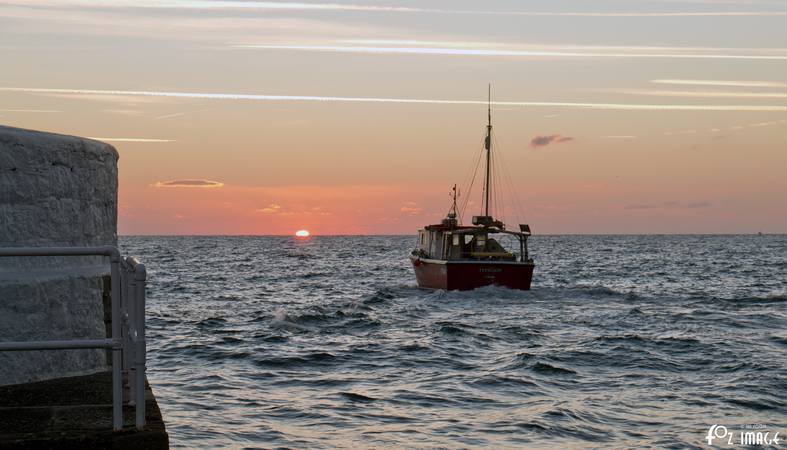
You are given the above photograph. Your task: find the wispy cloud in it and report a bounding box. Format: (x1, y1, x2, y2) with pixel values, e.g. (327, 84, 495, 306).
(641, 0, 787, 6)
(8, 1, 787, 16)
(531, 135, 574, 148)
(612, 88, 787, 98)
(236, 44, 787, 61)
(258, 203, 282, 214)
(155, 109, 208, 120)
(5, 87, 787, 112)
(0, 108, 61, 113)
(256, 203, 332, 216)
(664, 129, 699, 135)
(665, 119, 787, 135)
(346, 39, 787, 54)
(625, 201, 712, 210)
(88, 137, 174, 143)
(400, 201, 423, 215)
(155, 112, 187, 120)
(652, 79, 787, 88)
(0, 5, 390, 42)
(687, 201, 713, 208)
(153, 179, 224, 188)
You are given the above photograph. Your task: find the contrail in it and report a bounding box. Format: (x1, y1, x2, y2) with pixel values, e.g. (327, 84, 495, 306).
(3, 86, 787, 112)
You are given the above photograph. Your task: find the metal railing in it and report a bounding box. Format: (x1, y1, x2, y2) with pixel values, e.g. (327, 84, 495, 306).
(0, 246, 147, 431)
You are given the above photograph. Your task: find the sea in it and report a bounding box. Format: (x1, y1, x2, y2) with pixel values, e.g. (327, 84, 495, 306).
(119, 235, 787, 449)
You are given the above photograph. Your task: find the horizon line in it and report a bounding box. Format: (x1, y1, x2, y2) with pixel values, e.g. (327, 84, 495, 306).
(117, 232, 786, 237)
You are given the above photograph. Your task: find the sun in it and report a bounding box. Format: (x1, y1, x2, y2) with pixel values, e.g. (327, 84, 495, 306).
(295, 229, 310, 237)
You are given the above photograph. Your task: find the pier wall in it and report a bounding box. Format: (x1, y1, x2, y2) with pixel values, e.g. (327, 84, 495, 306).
(0, 125, 118, 386)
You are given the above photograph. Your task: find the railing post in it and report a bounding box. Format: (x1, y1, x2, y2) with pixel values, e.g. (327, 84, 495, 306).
(134, 262, 147, 430)
(110, 253, 123, 431)
(120, 267, 127, 373)
(127, 264, 137, 407)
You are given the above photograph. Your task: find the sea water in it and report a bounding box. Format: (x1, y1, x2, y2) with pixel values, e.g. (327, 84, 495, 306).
(119, 235, 787, 448)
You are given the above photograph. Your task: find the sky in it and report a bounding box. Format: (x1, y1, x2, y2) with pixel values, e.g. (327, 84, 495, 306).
(1, 0, 786, 235)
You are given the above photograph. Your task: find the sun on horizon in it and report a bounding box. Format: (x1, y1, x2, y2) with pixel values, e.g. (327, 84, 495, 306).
(295, 230, 310, 237)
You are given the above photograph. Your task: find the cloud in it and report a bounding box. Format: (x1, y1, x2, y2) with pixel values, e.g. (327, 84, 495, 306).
(625, 201, 712, 210)
(651, 79, 787, 89)
(155, 109, 208, 120)
(0, 108, 61, 113)
(346, 39, 787, 54)
(687, 201, 713, 208)
(9, 1, 787, 16)
(5, 87, 786, 112)
(256, 203, 333, 215)
(155, 111, 188, 120)
(258, 203, 282, 213)
(530, 135, 574, 148)
(666, 119, 786, 136)
(88, 137, 174, 143)
(0, 5, 391, 42)
(610, 89, 787, 99)
(400, 201, 423, 215)
(236, 43, 787, 61)
(152, 179, 224, 188)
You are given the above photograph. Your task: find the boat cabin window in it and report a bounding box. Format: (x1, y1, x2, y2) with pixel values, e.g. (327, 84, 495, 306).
(453, 234, 459, 246)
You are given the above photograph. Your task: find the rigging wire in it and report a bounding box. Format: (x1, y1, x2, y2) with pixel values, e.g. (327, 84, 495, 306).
(459, 144, 484, 223)
(458, 129, 485, 195)
(490, 133, 526, 252)
(493, 132, 528, 226)
(493, 137, 504, 222)
(493, 133, 512, 225)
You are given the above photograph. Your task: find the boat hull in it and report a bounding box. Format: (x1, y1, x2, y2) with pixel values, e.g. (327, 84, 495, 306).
(410, 256, 534, 291)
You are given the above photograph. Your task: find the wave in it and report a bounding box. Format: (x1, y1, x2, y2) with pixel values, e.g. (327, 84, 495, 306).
(195, 317, 227, 328)
(340, 392, 378, 402)
(531, 362, 577, 376)
(254, 352, 338, 368)
(717, 293, 787, 304)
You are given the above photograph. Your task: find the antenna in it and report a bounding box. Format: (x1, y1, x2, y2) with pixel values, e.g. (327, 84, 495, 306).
(448, 184, 458, 219)
(488, 83, 491, 128)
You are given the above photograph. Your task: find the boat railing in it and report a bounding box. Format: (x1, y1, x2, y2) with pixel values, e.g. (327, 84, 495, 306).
(0, 246, 147, 431)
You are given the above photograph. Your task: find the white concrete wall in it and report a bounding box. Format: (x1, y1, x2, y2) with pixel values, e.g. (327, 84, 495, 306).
(0, 125, 118, 386)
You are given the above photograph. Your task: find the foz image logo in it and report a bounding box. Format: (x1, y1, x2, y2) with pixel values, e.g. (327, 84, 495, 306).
(706, 424, 781, 446)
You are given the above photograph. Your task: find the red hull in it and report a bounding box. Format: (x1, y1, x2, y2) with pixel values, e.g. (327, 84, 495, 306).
(410, 256, 534, 291)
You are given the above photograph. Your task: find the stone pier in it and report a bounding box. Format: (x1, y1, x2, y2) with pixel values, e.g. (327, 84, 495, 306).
(0, 125, 168, 448)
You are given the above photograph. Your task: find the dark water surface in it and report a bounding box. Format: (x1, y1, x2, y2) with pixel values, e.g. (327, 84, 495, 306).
(119, 235, 787, 449)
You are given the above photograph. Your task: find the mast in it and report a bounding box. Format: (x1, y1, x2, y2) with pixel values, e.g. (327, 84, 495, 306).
(484, 84, 492, 217)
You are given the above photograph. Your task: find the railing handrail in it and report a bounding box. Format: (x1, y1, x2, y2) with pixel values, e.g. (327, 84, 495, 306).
(0, 245, 120, 260)
(0, 246, 146, 431)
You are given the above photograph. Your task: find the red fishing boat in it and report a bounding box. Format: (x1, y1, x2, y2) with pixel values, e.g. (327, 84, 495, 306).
(410, 88, 535, 290)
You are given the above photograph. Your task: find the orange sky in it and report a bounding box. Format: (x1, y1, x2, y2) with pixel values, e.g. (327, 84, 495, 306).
(1, 0, 786, 234)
